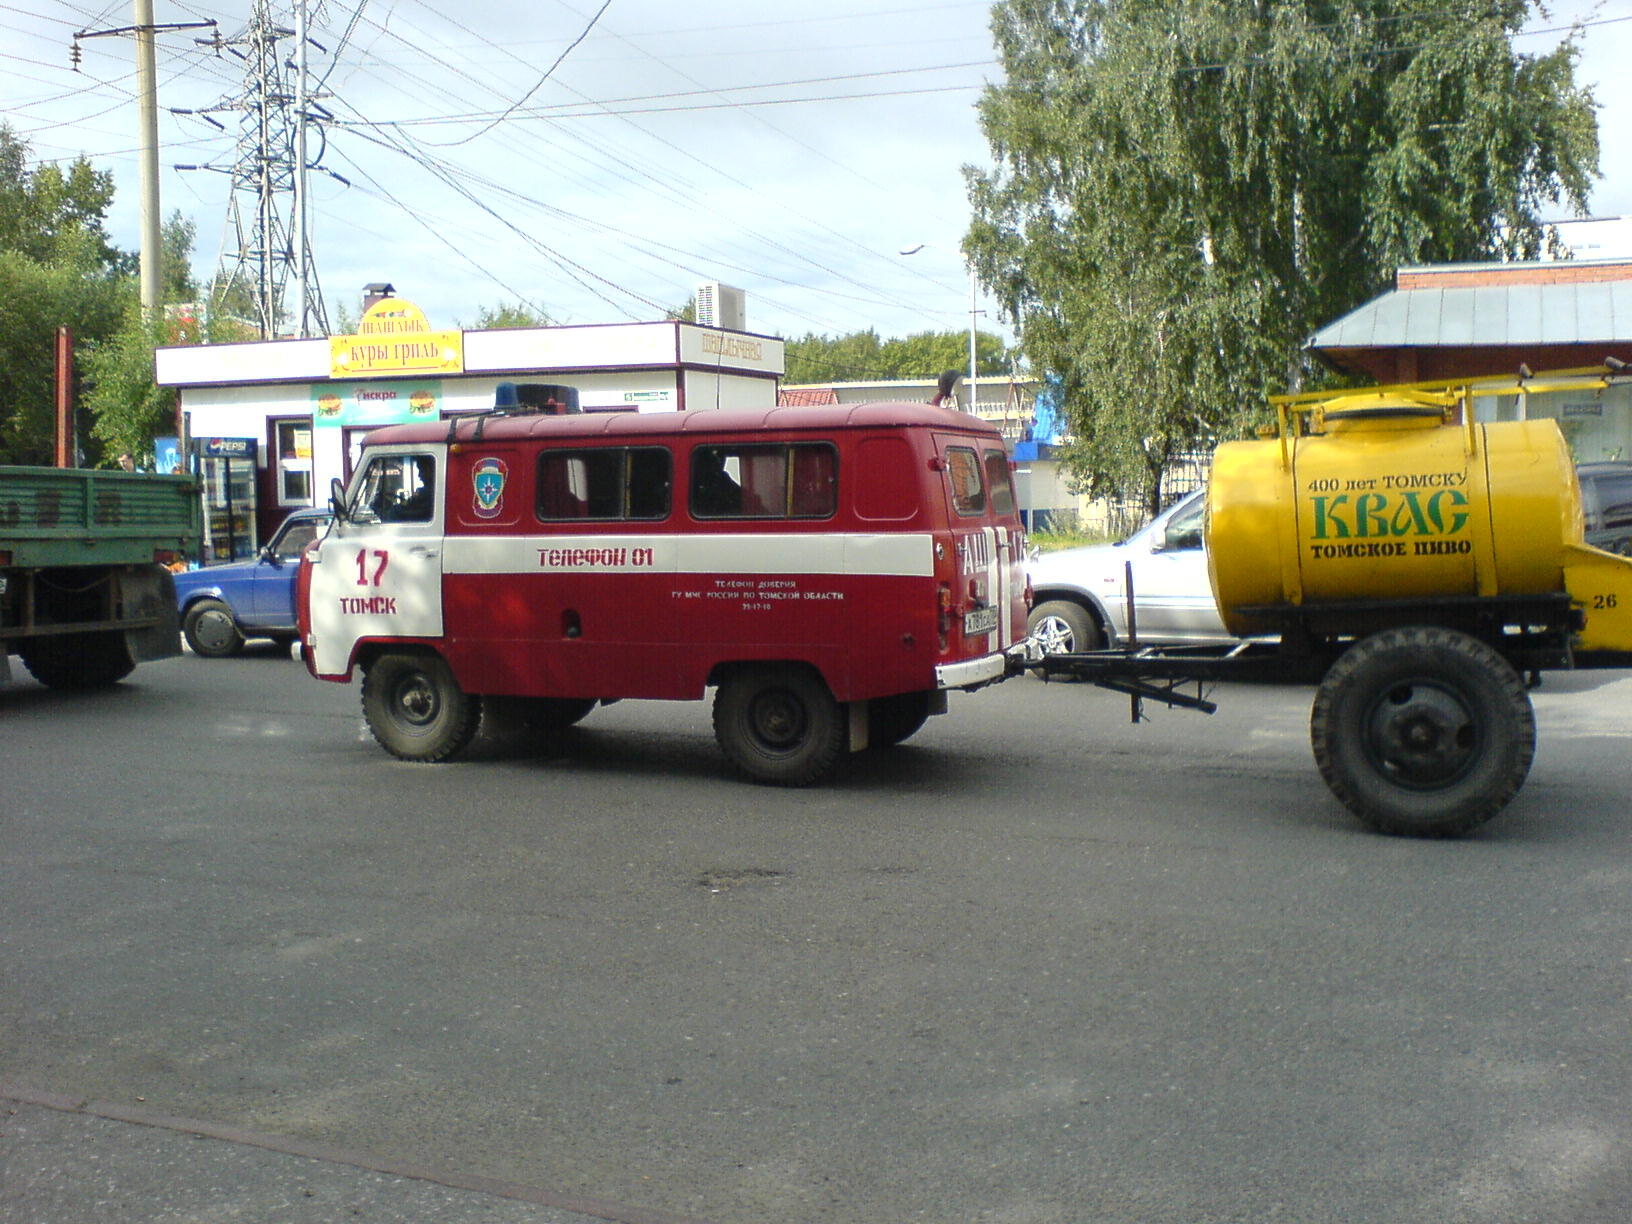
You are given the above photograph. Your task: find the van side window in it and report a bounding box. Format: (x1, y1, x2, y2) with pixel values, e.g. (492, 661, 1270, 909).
(355, 454, 436, 523)
(945, 447, 985, 516)
(690, 443, 837, 520)
(537, 447, 672, 521)
(983, 449, 1016, 516)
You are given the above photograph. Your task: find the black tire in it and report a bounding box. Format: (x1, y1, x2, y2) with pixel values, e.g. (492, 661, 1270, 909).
(1026, 598, 1103, 680)
(713, 665, 845, 785)
(868, 691, 932, 747)
(1310, 627, 1535, 837)
(1027, 599, 1103, 655)
(19, 631, 135, 689)
(361, 652, 481, 762)
(183, 598, 245, 658)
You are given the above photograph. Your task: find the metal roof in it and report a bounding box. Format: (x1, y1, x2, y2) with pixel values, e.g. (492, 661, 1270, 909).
(1309, 280, 1632, 349)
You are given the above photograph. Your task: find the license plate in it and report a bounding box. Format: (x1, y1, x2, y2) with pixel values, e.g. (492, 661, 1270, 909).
(963, 604, 999, 636)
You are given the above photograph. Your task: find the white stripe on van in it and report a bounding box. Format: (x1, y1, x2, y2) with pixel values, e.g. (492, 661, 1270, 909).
(442, 533, 936, 578)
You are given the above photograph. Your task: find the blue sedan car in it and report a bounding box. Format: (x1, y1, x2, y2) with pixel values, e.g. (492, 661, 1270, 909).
(175, 508, 332, 656)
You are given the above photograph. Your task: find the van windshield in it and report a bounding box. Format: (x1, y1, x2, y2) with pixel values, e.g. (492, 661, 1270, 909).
(353, 454, 436, 523)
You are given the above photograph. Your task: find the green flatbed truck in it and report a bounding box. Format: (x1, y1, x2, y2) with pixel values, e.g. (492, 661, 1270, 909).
(1, 465, 201, 689)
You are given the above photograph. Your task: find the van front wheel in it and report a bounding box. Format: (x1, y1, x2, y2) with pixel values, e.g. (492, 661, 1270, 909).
(713, 666, 845, 786)
(361, 652, 481, 762)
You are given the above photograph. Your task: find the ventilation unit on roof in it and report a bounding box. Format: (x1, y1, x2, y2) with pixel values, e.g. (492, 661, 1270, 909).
(695, 281, 746, 332)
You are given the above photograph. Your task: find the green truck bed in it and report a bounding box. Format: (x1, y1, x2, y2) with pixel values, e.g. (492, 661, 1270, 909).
(0, 465, 201, 566)
(3, 465, 202, 688)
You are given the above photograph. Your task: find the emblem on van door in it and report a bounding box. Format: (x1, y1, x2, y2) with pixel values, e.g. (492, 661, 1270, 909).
(472, 457, 508, 519)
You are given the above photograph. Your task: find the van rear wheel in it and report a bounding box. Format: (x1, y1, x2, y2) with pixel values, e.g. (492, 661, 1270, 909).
(713, 665, 845, 786)
(362, 652, 481, 762)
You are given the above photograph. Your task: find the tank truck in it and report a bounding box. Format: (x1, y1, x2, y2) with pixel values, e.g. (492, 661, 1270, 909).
(1032, 363, 1632, 837)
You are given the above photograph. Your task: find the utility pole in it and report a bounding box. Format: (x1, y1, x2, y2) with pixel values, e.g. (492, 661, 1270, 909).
(74, 6, 215, 315)
(134, 0, 161, 313)
(293, 0, 311, 337)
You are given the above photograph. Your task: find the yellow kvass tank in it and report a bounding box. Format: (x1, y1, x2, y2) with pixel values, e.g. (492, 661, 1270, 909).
(1206, 391, 1584, 638)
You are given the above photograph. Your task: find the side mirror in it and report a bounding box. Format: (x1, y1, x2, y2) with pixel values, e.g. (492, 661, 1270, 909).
(259, 545, 278, 566)
(329, 477, 350, 523)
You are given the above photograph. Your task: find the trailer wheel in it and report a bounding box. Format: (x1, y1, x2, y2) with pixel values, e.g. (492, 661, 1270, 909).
(713, 665, 845, 785)
(1311, 627, 1534, 837)
(868, 691, 933, 747)
(361, 652, 481, 762)
(183, 599, 245, 658)
(20, 631, 135, 689)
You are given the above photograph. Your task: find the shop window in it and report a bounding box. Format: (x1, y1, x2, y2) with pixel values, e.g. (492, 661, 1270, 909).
(273, 418, 314, 506)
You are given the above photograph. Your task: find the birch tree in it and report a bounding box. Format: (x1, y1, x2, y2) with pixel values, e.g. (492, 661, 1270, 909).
(965, 0, 1599, 511)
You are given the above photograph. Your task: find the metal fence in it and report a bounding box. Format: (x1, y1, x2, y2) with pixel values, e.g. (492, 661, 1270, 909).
(1099, 450, 1214, 539)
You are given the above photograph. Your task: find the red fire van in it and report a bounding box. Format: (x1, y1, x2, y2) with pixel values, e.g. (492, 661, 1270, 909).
(299, 400, 1035, 784)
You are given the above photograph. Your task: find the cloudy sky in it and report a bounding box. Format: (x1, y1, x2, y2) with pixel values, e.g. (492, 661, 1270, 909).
(6, 1, 1631, 346)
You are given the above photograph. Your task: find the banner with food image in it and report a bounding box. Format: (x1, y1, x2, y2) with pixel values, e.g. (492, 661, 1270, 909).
(312, 381, 442, 427)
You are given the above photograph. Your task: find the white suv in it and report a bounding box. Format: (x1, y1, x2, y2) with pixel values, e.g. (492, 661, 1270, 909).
(1025, 489, 1232, 653)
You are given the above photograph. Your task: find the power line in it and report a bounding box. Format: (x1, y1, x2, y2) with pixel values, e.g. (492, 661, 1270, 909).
(437, 0, 611, 148)
(334, 59, 995, 129)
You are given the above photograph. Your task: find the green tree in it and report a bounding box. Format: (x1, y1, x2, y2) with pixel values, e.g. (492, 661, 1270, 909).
(0, 123, 123, 274)
(80, 210, 209, 466)
(0, 248, 128, 465)
(84, 302, 171, 464)
(784, 329, 887, 383)
(783, 328, 1008, 383)
(0, 124, 132, 465)
(965, 0, 1599, 512)
(880, 331, 1008, 380)
(462, 301, 554, 329)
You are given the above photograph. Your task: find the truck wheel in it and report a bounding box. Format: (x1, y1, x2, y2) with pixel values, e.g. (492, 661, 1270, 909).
(713, 665, 845, 785)
(868, 691, 932, 747)
(361, 652, 481, 762)
(183, 599, 245, 658)
(1310, 627, 1535, 837)
(20, 631, 135, 689)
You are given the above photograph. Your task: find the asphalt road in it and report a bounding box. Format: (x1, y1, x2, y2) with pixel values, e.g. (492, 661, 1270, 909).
(5, 649, 1632, 1223)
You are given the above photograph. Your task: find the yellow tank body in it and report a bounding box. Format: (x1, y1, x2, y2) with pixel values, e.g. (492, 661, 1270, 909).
(1206, 393, 1584, 639)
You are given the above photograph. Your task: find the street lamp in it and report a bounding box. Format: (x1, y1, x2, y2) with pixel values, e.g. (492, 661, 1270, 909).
(900, 245, 979, 411)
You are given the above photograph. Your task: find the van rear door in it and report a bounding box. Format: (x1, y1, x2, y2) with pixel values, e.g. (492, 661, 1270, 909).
(935, 435, 1023, 654)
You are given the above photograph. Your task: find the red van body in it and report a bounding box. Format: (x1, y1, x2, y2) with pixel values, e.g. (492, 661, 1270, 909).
(299, 402, 1034, 783)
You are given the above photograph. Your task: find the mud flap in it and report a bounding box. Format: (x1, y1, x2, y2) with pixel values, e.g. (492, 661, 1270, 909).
(123, 565, 183, 661)
(848, 700, 869, 752)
